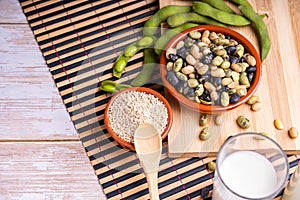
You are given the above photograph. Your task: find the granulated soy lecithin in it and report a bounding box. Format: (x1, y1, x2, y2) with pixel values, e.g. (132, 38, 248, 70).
(108, 91, 168, 143)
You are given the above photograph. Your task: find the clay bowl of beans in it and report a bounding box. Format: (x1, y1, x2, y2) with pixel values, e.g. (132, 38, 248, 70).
(104, 87, 173, 151)
(160, 25, 262, 113)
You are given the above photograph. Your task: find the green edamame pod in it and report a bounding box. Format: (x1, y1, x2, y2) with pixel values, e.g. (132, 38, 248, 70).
(99, 80, 131, 93)
(137, 36, 155, 47)
(154, 23, 199, 55)
(113, 54, 129, 78)
(115, 83, 132, 91)
(167, 12, 227, 28)
(114, 57, 128, 73)
(259, 13, 268, 20)
(228, 0, 252, 7)
(143, 5, 192, 36)
(99, 80, 117, 93)
(131, 49, 159, 86)
(238, 5, 271, 60)
(124, 45, 138, 57)
(112, 36, 156, 78)
(200, 0, 235, 14)
(193, 2, 250, 26)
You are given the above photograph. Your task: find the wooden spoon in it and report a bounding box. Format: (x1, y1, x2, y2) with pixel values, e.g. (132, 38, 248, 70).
(134, 123, 162, 200)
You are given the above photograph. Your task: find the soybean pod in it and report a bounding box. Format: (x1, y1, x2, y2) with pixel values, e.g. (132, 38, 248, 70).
(238, 5, 271, 60)
(167, 12, 227, 28)
(99, 80, 117, 93)
(143, 5, 192, 36)
(192, 1, 250, 26)
(154, 23, 199, 55)
(113, 36, 156, 78)
(228, 0, 252, 7)
(113, 53, 130, 78)
(200, 0, 235, 14)
(99, 80, 131, 93)
(131, 49, 158, 86)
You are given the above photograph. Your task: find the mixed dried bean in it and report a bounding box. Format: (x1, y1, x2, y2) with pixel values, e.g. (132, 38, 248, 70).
(165, 29, 257, 106)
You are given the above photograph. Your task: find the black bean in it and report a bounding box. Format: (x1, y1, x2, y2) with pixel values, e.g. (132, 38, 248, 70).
(195, 73, 201, 80)
(176, 84, 184, 94)
(207, 52, 214, 60)
(199, 79, 205, 84)
(230, 93, 240, 104)
(229, 56, 239, 64)
(225, 35, 231, 40)
(182, 59, 188, 67)
(201, 74, 210, 81)
(205, 68, 211, 75)
(169, 54, 179, 62)
(219, 85, 229, 92)
(177, 48, 186, 58)
(201, 92, 211, 102)
(246, 66, 256, 73)
(186, 88, 195, 97)
(179, 80, 188, 88)
(183, 86, 190, 96)
(200, 55, 212, 64)
(200, 92, 208, 100)
(166, 71, 179, 86)
(225, 46, 236, 55)
(240, 56, 246, 63)
(247, 72, 255, 83)
(213, 77, 222, 87)
(200, 187, 210, 199)
(176, 80, 189, 94)
(195, 39, 202, 44)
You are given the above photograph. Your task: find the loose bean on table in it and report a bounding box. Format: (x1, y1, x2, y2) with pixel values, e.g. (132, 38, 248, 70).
(199, 113, 208, 126)
(251, 101, 262, 111)
(207, 161, 216, 171)
(237, 115, 250, 129)
(288, 127, 298, 139)
(247, 95, 259, 105)
(274, 119, 284, 130)
(215, 114, 224, 126)
(199, 127, 210, 140)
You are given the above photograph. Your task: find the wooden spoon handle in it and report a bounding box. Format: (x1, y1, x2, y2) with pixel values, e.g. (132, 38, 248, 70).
(146, 171, 160, 200)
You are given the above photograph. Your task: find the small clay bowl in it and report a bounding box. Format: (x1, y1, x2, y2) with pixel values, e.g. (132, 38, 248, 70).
(104, 87, 173, 151)
(160, 25, 262, 113)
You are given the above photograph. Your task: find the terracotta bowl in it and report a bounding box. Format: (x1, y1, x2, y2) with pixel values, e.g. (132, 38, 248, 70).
(160, 25, 262, 113)
(104, 87, 173, 151)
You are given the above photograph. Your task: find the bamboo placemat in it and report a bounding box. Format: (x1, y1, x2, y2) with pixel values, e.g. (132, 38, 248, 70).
(19, 0, 299, 199)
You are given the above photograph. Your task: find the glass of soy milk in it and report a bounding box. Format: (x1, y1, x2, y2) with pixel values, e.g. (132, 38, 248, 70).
(212, 133, 289, 200)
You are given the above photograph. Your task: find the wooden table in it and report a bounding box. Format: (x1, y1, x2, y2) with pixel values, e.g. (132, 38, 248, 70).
(0, 0, 106, 199)
(1, 0, 299, 199)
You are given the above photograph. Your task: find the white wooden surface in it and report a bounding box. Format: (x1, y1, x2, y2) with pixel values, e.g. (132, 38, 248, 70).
(0, 0, 106, 199)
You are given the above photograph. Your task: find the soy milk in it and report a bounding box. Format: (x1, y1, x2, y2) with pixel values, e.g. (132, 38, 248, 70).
(213, 151, 278, 200)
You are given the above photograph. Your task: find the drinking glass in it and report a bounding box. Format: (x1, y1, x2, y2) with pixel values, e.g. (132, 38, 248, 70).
(212, 133, 289, 200)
